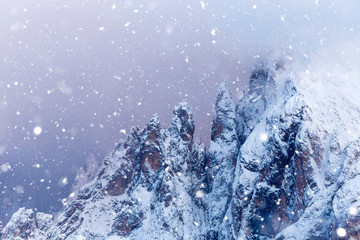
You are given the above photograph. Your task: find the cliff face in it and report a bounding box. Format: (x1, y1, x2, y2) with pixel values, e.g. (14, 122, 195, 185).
(2, 64, 360, 240)
(0, 208, 52, 240)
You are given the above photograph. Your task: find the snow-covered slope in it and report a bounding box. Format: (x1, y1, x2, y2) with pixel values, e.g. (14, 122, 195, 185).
(0, 208, 52, 240)
(2, 61, 360, 239)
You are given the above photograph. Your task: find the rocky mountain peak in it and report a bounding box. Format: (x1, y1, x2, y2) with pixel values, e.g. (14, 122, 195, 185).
(170, 102, 195, 142)
(147, 113, 160, 129)
(140, 114, 163, 165)
(1, 208, 52, 239)
(206, 82, 239, 239)
(211, 81, 237, 142)
(236, 67, 276, 144)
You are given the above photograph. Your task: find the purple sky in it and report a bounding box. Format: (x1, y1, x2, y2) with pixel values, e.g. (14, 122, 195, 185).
(0, 0, 359, 223)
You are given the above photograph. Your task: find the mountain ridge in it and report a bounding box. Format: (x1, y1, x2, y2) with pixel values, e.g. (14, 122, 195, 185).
(2, 62, 360, 239)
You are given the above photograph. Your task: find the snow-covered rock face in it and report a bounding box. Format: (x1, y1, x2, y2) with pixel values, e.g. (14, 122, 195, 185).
(206, 82, 239, 239)
(0, 208, 52, 240)
(228, 64, 360, 240)
(2, 62, 360, 239)
(236, 68, 276, 145)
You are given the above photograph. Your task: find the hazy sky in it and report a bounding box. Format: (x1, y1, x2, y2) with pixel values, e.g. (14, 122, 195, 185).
(0, 0, 359, 223)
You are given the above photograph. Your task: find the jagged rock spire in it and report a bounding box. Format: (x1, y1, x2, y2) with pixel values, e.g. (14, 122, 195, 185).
(236, 68, 276, 144)
(206, 82, 239, 238)
(209, 81, 238, 164)
(170, 102, 195, 142)
(138, 113, 163, 176)
(147, 113, 160, 129)
(211, 81, 237, 142)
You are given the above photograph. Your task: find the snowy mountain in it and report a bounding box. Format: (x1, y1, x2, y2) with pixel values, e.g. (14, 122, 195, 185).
(2, 62, 360, 239)
(0, 208, 52, 239)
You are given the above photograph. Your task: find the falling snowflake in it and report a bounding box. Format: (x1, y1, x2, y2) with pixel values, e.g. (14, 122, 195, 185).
(336, 228, 346, 237)
(33, 126, 42, 135)
(259, 133, 268, 141)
